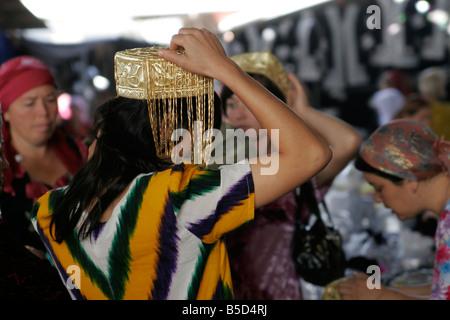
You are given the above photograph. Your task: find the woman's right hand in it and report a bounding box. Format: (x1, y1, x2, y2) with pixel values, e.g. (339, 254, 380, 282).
(338, 272, 385, 300)
(157, 28, 233, 82)
(337, 272, 430, 300)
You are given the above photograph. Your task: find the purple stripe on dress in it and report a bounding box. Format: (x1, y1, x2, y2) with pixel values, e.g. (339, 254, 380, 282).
(188, 173, 253, 239)
(92, 222, 106, 242)
(150, 195, 180, 300)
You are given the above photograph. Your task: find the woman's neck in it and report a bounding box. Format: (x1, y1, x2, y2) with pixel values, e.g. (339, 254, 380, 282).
(434, 173, 450, 214)
(10, 137, 50, 160)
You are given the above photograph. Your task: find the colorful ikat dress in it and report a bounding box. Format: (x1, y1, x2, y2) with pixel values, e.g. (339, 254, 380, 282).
(31, 162, 254, 300)
(431, 199, 450, 300)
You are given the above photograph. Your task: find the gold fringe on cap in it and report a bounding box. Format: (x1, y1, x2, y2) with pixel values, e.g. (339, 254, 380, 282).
(114, 46, 215, 165)
(231, 51, 289, 97)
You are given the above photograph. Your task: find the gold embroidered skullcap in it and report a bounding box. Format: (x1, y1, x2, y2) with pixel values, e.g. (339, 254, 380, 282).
(114, 46, 215, 165)
(231, 51, 289, 97)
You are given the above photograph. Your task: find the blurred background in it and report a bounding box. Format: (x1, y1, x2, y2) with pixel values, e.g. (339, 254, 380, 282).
(1, 0, 449, 138)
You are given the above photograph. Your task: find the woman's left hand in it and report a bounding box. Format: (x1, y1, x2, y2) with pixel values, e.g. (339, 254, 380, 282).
(286, 73, 310, 116)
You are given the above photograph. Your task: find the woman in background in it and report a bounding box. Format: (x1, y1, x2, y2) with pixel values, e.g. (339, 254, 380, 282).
(0, 56, 87, 299)
(0, 56, 87, 257)
(338, 119, 450, 300)
(221, 51, 361, 299)
(394, 94, 432, 126)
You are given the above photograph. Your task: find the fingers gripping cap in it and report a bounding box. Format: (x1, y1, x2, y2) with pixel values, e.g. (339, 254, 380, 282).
(114, 47, 215, 165)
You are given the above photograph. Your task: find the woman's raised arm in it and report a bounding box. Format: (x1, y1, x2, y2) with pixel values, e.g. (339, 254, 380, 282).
(158, 28, 332, 208)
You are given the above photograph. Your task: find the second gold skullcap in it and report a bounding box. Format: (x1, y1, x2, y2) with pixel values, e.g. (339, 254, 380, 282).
(231, 51, 289, 97)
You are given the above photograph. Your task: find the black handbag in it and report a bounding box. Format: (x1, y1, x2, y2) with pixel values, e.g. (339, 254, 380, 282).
(291, 180, 346, 287)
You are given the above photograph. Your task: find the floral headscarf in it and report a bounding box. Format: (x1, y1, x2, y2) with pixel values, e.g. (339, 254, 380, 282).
(360, 119, 450, 181)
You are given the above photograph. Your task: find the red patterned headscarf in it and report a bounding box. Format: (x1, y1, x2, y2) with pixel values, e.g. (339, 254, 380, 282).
(360, 119, 450, 181)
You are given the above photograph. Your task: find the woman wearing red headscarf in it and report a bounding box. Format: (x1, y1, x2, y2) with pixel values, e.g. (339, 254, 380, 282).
(0, 56, 87, 299)
(338, 119, 450, 300)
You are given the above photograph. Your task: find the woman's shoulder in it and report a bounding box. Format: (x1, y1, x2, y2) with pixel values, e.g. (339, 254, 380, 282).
(132, 162, 253, 193)
(31, 186, 68, 220)
(37, 185, 69, 205)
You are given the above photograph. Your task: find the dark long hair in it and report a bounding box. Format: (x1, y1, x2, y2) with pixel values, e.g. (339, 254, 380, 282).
(50, 92, 222, 243)
(50, 96, 169, 243)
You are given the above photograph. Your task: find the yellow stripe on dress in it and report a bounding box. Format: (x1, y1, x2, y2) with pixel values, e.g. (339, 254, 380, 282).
(202, 193, 255, 244)
(195, 240, 231, 299)
(35, 193, 108, 299)
(123, 169, 171, 299)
